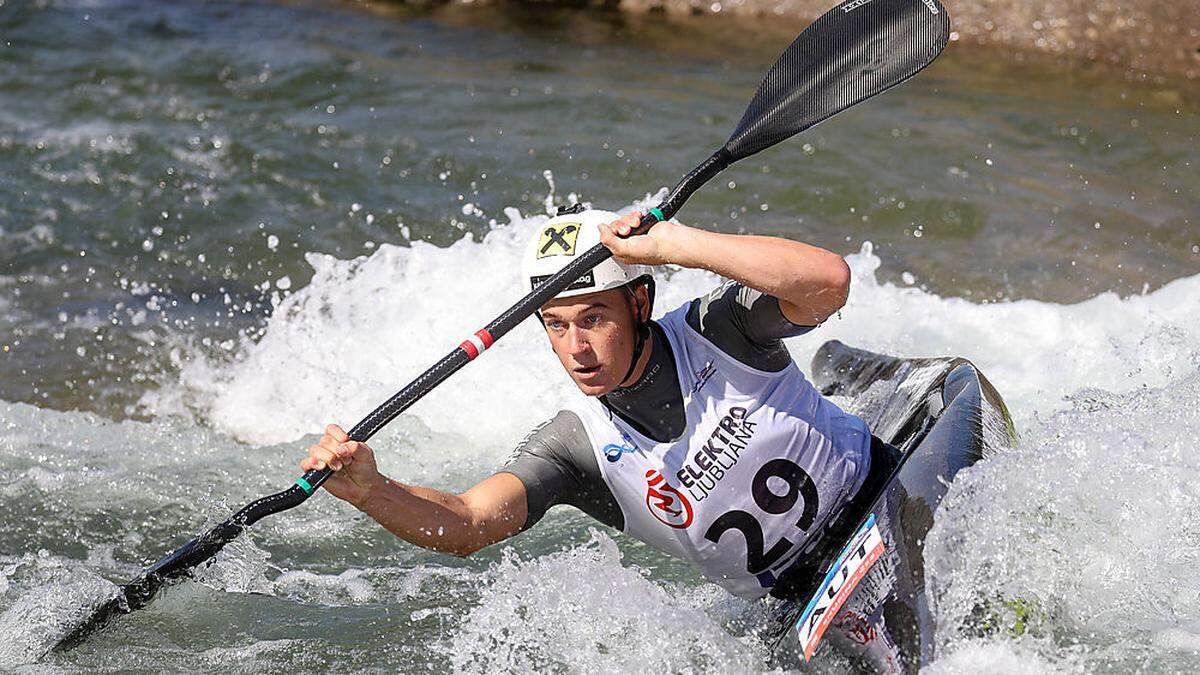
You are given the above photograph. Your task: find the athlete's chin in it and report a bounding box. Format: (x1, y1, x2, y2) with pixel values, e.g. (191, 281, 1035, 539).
(570, 374, 617, 397)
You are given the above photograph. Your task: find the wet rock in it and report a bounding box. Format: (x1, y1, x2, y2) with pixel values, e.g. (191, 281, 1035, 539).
(612, 0, 1199, 80)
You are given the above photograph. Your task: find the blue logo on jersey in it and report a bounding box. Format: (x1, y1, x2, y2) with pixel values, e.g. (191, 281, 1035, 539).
(688, 361, 716, 395)
(603, 442, 637, 462)
(603, 431, 641, 463)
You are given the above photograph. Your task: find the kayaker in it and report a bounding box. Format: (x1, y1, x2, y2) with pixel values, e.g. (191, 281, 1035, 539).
(301, 205, 898, 604)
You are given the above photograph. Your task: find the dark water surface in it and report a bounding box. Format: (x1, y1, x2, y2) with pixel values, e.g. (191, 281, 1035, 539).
(1, 0, 1196, 419)
(2, 1, 1199, 673)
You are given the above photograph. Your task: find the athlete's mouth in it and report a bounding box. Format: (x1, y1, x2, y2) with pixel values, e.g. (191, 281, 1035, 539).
(574, 364, 602, 377)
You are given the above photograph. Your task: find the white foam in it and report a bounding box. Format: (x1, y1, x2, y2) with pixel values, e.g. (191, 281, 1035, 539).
(112, 201, 1200, 672)
(923, 639, 1068, 674)
(924, 371, 1200, 671)
(787, 243, 1200, 423)
(155, 208, 1200, 453)
(148, 201, 720, 455)
(0, 554, 122, 668)
(445, 529, 761, 673)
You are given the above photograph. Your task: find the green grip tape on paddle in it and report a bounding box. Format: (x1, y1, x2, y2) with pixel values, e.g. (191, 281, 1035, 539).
(648, 207, 664, 222)
(295, 477, 314, 495)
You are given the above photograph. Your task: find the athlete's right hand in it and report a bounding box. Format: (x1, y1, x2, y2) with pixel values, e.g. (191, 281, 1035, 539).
(301, 423, 384, 509)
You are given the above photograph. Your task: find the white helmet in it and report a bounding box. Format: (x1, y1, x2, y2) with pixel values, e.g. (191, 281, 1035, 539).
(522, 205, 652, 299)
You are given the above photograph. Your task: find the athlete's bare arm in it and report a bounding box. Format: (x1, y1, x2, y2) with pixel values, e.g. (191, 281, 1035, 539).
(599, 213, 851, 326)
(301, 424, 527, 557)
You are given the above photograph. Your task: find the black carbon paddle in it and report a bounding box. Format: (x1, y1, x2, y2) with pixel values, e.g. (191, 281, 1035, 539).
(52, 0, 949, 652)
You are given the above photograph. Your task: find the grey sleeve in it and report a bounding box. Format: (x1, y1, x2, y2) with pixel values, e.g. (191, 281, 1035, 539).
(685, 280, 816, 372)
(501, 410, 624, 532)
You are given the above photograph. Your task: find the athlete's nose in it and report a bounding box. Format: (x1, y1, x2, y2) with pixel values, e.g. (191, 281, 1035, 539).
(565, 324, 592, 356)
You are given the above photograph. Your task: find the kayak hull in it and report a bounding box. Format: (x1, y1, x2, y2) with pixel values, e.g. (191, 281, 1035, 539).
(787, 340, 1016, 672)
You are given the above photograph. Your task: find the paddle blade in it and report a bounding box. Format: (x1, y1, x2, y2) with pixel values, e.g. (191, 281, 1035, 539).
(50, 518, 259, 651)
(724, 0, 950, 160)
(50, 522, 241, 652)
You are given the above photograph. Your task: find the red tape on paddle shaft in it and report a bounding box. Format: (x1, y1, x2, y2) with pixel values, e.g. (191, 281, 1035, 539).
(459, 329, 495, 360)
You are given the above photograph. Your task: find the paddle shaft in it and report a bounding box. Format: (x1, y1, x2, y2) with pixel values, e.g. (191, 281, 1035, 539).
(49, 150, 729, 654)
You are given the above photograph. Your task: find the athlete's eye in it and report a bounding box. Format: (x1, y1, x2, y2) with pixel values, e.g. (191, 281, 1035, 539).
(545, 319, 565, 332)
(584, 313, 603, 327)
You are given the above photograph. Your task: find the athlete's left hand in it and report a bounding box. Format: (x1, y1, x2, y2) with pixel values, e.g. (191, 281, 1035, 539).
(598, 212, 681, 267)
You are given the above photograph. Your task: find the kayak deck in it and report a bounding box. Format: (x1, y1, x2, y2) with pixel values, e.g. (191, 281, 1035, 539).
(776, 340, 1016, 671)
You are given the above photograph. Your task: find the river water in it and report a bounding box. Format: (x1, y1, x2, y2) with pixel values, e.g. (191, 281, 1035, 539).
(1, 0, 1198, 672)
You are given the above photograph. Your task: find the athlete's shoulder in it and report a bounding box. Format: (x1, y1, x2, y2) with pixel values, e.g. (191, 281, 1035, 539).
(682, 280, 808, 371)
(505, 409, 589, 470)
(503, 409, 624, 531)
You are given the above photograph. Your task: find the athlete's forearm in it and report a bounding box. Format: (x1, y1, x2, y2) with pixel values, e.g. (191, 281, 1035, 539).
(663, 223, 850, 325)
(355, 477, 516, 557)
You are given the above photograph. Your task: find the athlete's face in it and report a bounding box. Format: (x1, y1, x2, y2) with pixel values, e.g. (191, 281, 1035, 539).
(541, 286, 649, 396)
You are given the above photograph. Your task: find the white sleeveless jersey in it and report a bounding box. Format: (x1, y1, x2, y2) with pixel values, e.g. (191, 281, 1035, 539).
(569, 304, 872, 599)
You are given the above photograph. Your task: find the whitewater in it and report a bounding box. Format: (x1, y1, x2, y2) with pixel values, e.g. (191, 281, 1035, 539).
(2, 198, 1199, 672)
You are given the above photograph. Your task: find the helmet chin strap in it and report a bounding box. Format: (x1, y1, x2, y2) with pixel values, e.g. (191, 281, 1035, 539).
(617, 286, 650, 388)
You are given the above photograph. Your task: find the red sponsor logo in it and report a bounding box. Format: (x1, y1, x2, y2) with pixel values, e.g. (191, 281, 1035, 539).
(644, 469, 693, 529)
(835, 611, 877, 646)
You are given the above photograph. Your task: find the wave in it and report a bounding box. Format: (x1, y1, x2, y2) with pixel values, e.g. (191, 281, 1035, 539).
(146, 206, 1200, 454)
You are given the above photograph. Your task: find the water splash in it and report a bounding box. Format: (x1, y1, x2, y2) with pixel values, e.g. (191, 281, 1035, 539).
(925, 372, 1200, 672)
(152, 218, 1200, 452)
(446, 529, 761, 673)
(0, 553, 121, 668)
(6, 205, 1200, 672)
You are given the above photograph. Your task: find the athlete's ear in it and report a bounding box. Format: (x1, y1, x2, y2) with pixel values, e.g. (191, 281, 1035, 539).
(633, 284, 651, 323)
